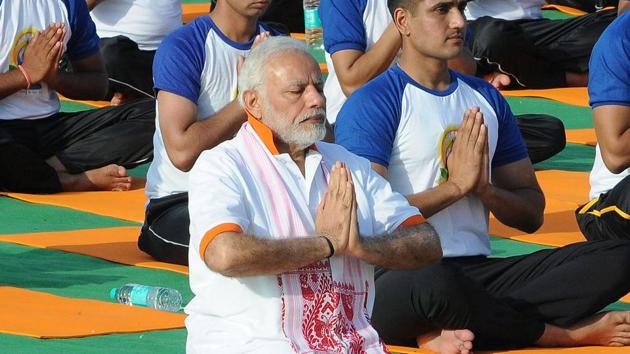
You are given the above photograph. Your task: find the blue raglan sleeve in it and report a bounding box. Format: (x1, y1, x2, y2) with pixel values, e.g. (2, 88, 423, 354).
(320, 0, 368, 54)
(152, 19, 209, 103)
(64, 0, 100, 60)
(335, 72, 403, 167)
(589, 13, 630, 108)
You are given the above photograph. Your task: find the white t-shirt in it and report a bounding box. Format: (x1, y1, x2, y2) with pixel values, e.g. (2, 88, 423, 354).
(186, 119, 422, 353)
(0, 0, 100, 120)
(144, 17, 278, 200)
(91, 0, 182, 51)
(336, 67, 529, 257)
(465, 0, 545, 20)
(320, 0, 392, 124)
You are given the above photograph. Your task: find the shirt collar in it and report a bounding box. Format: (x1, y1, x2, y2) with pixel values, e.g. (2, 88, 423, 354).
(247, 112, 319, 156)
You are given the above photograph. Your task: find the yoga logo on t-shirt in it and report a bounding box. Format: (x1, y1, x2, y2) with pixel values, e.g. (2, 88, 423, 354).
(437, 125, 458, 185)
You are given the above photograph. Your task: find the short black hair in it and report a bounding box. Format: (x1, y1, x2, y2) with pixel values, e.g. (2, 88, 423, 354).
(387, 0, 420, 16)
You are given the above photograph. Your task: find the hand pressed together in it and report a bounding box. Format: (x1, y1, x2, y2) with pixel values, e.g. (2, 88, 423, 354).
(446, 107, 489, 198)
(315, 162, 360, 256)
(22, 23, 65, 87)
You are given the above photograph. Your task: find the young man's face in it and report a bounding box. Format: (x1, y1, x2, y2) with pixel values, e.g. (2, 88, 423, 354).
(402, 0, 467, 61)
(222, 0, 271, 17)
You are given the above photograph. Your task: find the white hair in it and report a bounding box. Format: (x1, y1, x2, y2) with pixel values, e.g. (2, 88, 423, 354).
(238, 36, 311, 106)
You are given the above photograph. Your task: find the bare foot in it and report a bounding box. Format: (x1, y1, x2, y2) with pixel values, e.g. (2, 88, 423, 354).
(110, 92, 127, 106)
(484, 72, 511, 90)
(59, 164, 132, 191)
(538, 311, 630, 347)
(417, 329, 475, 354)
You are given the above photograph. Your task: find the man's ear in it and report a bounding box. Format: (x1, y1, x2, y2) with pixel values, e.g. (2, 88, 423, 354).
(242, 90, 263, 119)
(393, 7, 410, 37)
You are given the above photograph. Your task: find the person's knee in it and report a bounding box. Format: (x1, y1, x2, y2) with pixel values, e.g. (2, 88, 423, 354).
(470, 18, 522, 56)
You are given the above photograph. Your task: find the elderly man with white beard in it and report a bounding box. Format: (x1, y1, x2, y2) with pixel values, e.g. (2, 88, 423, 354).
(184, 36, 443, 353)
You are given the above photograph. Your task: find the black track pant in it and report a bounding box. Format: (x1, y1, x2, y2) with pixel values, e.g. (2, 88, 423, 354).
(372, 240, 630, 350)
(469, 9, 616, 88)
(0, 99, 155, 193)
(516, 114, 566, 164)
(100, 36, 156, 100)
(576, 175, 630, 241)
(138, 192, 189, 266)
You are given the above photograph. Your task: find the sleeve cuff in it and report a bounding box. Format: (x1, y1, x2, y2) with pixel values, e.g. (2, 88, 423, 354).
(199, 223, 243, 260)
(397, 214, 427, 229)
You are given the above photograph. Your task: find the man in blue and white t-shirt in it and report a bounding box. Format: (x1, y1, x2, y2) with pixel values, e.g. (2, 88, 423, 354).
(138, 0, 281, 265)
(576, 11, 630, 241)
(0, 0, 155, 194)
(336, 0, 630, 351)
(319, 0, 565, 164)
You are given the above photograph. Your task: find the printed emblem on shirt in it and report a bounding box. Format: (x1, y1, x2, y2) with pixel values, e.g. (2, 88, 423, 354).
(437, 124, 458, 184)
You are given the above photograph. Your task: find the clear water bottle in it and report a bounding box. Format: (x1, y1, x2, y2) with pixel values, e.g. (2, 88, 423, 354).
(110, 284, 182, 312)
(303, 0, 325, 64)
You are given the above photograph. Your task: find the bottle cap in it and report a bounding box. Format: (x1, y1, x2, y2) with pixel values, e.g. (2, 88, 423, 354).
(109, 288, 118, 301)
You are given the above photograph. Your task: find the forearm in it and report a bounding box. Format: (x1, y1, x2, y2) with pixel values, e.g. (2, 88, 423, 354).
(479, 185, 544, 233)
(406, 181, 464, 218)
(54, 71, 108, 100)
(209, 234, 330, 277)
(0, 69, 29, 100)
(336, 24, 401, 96)
(352, 223, 442, 269)
(167, 100, 247, 171)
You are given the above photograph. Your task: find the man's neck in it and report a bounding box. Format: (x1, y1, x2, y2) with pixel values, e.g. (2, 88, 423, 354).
(210, 4, 259, 43)
(398, 49, 452, 91)
(278, 141, 308, 177)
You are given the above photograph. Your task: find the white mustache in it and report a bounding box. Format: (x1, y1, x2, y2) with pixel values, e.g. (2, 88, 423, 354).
(299, 108, 327, 123)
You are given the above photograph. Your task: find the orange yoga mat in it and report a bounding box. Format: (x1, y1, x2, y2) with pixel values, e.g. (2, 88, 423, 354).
(58, 94, 109, 108)
(502, 87, 589, 108)
(0, 227, 188, 275)
(2, 186, 146, 224)
(541, 4, 588, 15)
(566, 128, 597, 146)
(541, 4, 616, 16)
(489, 170, 589, 247)
(182, 3, 210, 23)
(0, 286, 184, 338)
(390, 345, 630, 354)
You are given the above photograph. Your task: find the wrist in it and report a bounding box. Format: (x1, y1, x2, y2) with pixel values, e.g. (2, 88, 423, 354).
(17, 65, 32, 89)
(444, 179, 468, 200)
(476, 183, 495, 204)
(320, 235, 335, 258)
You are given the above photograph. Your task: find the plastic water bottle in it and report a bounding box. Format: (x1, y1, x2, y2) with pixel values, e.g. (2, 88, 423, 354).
(110, 284, 182, 312)
(303, 0, 325, 64)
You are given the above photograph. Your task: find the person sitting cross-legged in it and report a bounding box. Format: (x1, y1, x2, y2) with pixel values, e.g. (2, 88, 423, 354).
(138, 0, 281, 265)
(576, 11, 630, 241)
(335, 0, 630, 352)
(185, 36, 442, 353)
(0, 0, 155, 194)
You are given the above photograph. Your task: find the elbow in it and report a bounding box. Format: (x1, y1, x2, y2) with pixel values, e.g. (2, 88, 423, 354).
(521, 208, 544, 234)
(169, 150, 195, 172)
(602, 153, 630, 174)
(339, 80, 361, 98)
(205, 244, 240, 277)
